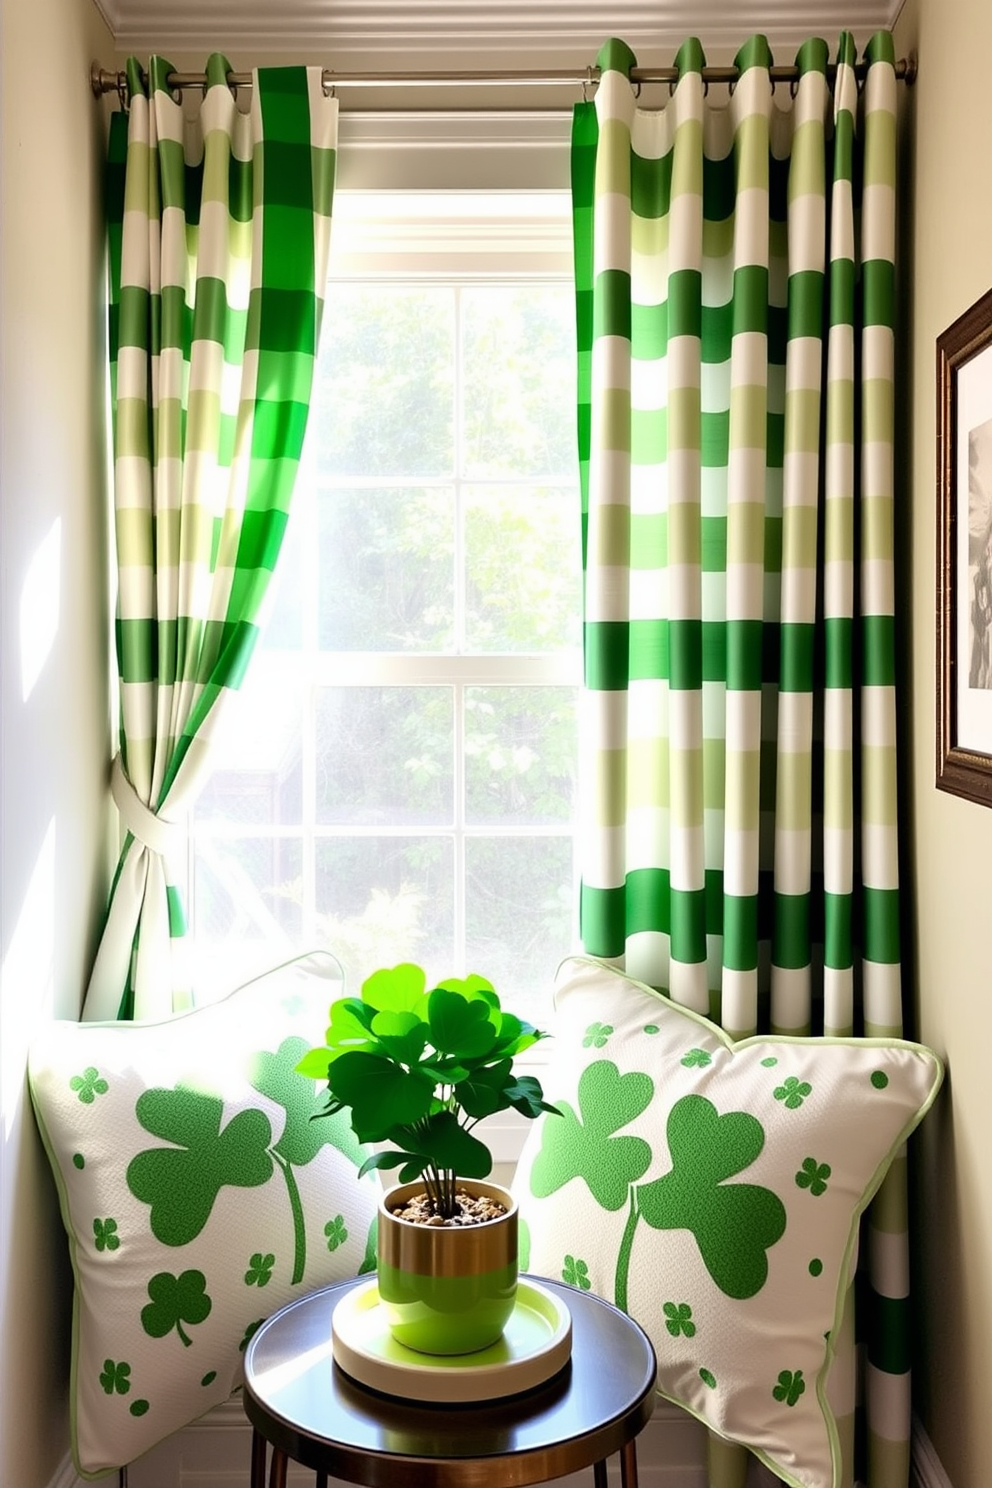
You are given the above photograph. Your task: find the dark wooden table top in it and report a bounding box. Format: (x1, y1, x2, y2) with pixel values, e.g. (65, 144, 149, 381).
(243, 1274, 657, 1488)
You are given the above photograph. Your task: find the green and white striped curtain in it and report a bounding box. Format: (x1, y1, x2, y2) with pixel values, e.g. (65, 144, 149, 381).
(575, 31, 908, 1488)
(82, 56, 336, 1023)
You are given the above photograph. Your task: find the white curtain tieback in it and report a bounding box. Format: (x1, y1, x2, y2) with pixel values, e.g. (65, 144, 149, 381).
(111, 753, 183, 858)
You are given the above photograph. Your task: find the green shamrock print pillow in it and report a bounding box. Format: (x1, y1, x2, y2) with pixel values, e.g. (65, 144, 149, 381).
(512, 957, 944, 1488)
(27, 952, 379, 1479)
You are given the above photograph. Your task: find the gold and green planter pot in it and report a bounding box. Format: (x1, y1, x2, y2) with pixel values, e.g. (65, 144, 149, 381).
(376, 1180, 518, 1356)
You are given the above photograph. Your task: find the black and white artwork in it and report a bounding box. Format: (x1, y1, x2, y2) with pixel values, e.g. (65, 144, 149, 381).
(967, 416, 992, 690)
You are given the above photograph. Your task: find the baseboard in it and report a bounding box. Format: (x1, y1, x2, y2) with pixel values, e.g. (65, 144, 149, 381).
(46, 1451, 88, 1488)
(911, 1414, 955, 1488)
(126, 1394, 711, 1488)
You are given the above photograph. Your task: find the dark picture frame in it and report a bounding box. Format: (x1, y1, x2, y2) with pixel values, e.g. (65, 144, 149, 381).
(936, 286, 992, 807)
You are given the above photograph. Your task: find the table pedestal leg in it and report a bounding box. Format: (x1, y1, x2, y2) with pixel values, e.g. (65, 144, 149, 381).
(593, 1459, 608, 1488)
(251, 1429, 267, 1488)
(619, 1440, 639, 1488)
(268, 1447, 288, 1488)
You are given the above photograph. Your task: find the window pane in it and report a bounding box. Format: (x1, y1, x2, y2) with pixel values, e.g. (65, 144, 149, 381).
(192, 835, 303, 989)
(464, 485, 581, 652)
(194, 663, 303, 826)
(316, 836, 454, 991)
(261, 497, 304, 651)
(462, 285, 576, 479)
(312, 285, 454, 477)
(465, 686, 577, 825)
(465, 836, 575, 1021)
(316, 687, 453, 825)
(318, 486, 454, 652)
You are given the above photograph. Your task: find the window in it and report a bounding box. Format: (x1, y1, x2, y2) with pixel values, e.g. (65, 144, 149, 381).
(189, 195, 581, 1021)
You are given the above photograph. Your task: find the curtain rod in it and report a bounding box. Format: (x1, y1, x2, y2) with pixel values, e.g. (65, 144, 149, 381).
(90, 53, 918, 101)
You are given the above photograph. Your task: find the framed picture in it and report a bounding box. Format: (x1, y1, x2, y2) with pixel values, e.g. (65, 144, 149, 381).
(937, 286, 992, 806)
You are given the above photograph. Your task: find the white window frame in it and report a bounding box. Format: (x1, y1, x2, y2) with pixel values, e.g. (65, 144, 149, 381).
(189, 193, 579, 1167)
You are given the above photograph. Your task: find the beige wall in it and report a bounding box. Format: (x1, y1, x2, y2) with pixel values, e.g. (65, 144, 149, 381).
(894, 0, 992, 1484)
(0, 0, 115, 1482)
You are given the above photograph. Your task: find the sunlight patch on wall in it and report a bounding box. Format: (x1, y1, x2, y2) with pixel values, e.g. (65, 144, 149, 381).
(19, 519, 61, 702)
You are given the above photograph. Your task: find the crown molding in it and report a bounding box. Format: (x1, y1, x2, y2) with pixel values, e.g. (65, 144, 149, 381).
(89, 0, 120, 41)
(104, 0, 905, 61)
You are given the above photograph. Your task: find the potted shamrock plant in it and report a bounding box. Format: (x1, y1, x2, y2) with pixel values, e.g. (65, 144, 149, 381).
(296, 962, 559, 1355)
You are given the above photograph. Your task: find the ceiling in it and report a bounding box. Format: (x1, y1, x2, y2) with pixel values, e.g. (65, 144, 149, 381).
(91, 0, 907, 66)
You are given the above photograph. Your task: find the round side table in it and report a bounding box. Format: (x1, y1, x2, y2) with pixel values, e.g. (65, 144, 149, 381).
(243, 1274, 657, 1488)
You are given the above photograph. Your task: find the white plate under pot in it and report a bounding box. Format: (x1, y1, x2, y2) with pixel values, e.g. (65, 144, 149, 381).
(330, 1277, 573, 1402)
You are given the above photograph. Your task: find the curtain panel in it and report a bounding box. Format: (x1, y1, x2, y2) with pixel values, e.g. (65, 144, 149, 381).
(574, 31, 907, 1488)
(83, 57, 337, 1023)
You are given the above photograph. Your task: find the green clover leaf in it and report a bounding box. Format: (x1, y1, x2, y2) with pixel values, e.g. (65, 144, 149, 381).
(127, 1086, 273, 1246)
(562, 1255, 591, 1290)
(93, 1217, 120, 1252)
(772, 1369, 806, 1406)
(773, 1076, 812, 1110)
(636, 1094, 787, 1299)
(99, 1359, 131, 1395)
(795, 1157, 831, 1196)
(140, 1270, 212, 1347)
(244, 1252, 275, 1287)
(319, 1050, 435, 1145)
(582, 1022, 613, 1049)
(529, 1060, 653, 1210)
(70, 1067, 108, 1104)
(681, 1049, 712, 1068)
(427, 987, 499, 1060)
(324, 1215, 348, 1252)
(663, 1301, 696, 1337)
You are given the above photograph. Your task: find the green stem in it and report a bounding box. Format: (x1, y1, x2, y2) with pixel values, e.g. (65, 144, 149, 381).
(176, 1320, 192, 1348)
(615, 1187, 640, 1313)
(273, 1154, 306, 1285)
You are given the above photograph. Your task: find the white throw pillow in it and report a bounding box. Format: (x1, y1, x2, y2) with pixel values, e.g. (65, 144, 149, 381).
(513, 956, 943, 1488)
(28, 951, 378, 1479)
